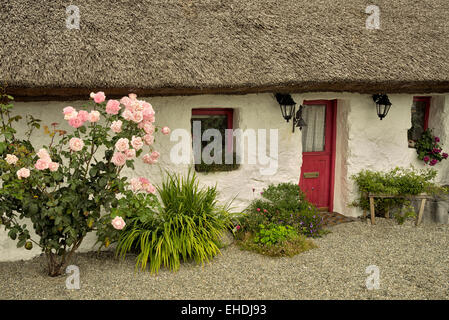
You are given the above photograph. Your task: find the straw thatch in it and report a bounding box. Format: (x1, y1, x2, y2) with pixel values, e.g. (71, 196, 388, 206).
(1, 0, 448, 98)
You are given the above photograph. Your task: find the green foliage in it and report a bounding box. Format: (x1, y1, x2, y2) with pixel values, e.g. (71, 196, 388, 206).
(253, 224, 297, 246)
(239, 183, 325, 238)
(351, 166, 447, 224)
(415, 130, 448, 166)
(237, 226, 316, 257)
(393, 203, 416, 225)
(115, 171, 233, 274)
(96, 191, 161, 249)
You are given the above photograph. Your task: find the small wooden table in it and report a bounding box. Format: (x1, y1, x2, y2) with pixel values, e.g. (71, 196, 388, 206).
(363, 193, 431, 226)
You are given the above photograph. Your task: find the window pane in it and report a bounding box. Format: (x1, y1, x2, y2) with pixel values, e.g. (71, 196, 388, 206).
(408, 100, 427, 145)
(301, 105, 326, 152)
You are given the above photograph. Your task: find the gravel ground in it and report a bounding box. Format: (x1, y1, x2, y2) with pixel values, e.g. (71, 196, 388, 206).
(0, 218, 448, 300)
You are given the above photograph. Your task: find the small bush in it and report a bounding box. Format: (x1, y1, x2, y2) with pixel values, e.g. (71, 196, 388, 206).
(239, 183, 326, 238)
(351, 166, 447, 224)
(237, 227, 316, 257)
(114, 170, 233, 273)
(253, 224, 297, 246)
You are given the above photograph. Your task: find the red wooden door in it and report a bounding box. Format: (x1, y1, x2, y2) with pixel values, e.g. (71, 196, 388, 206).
(299, 100, 336, 211)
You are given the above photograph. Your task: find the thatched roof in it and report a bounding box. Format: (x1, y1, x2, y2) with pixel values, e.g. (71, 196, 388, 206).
(1, 0, 449, 99)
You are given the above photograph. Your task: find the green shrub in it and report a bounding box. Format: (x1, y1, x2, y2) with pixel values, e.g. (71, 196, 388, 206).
(351, 166, 447, 224)
(114, 170, 233, 274)
(240, 183, 325, 238)
(237, 225, 316, 257)
(253, 224, 297, 246)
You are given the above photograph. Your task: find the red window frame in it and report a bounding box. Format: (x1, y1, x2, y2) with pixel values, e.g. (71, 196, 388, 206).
(191, 108, 234, 153)
(413, 96, 431, 130)
(191, 108, 233, 129)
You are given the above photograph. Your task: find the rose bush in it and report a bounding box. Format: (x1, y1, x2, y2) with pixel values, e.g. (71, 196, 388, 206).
(0, 89, 167, 276)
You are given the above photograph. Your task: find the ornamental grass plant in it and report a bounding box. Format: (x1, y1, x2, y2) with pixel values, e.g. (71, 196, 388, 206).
(115, 170, 233, 274)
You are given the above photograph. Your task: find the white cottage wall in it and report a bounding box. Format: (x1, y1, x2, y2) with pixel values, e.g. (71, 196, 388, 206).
(1, 92, 448, 261)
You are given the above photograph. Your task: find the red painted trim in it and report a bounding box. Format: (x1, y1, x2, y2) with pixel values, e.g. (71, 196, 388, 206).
(192, 108, 233, 129)
(329, 100, 337, 213)
(300, 99, 337, 212)
(413, 97, 431, 131)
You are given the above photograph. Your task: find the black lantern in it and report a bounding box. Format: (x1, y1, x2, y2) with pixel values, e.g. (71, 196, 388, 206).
(275, 93, 307, 132)
(275, 93, 296, 123)
(373, 94, 392, 120)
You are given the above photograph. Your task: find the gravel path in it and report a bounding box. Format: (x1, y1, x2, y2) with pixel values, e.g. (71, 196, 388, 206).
(0, 218, 448, 300)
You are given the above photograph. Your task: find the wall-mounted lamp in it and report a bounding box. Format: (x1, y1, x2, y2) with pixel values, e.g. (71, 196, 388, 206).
(373, 94, 392, 120)
(275, 93, 307, 132)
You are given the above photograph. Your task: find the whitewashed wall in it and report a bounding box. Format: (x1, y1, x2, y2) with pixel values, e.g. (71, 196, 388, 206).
(1, 92, 448, 261)
(0, 93, 302, 261)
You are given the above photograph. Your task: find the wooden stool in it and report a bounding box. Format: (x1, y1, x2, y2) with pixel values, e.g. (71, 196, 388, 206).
(364, 193, 430, 226)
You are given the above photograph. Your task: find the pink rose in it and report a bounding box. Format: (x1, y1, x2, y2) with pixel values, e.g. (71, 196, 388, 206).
(130, 177, 142, 192)
(69, 137, 84, 152)
(48, 162, 59, 172)
(35, 159, 49, 170)
(139, 177, 156, 194)
(106, 100, 121, 115)
(64, 110, 78, 121)
(111, 152, 126, 166)
(63, 107, 78, 120)
(5, 154, 18, 165)
(143, 122, 155, 135)
(131, 136, 144, 151)
(110, 120, 122, 133)
(63, 106, 76, 115)
(68, 117, 83, 128)
(142, 104, 155, 121)
(142, 153, 155, 164)
(150, 151, 160, 161)
(125, 148, 136, 160)
(144, 183, 156, 194)
(132, 111, 143, 123)
(161, 126, 170, 135)
(147, 114, 155, 123)
(120, 96, 131, 108)
(143, 134, 154, 146)
(115, 138, 129, 152)
(37, 148, 51, 162)
(92, 92, 106, 104)
(122, 109, 133, 121)
(77, 110, 90, 123)
(89, 110, 100, 122)
(111, 216, 126, 230)
(17, 168, 30, 179)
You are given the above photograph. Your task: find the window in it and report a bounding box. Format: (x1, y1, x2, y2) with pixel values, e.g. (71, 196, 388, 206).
(408, 97, 430, 148)
(191, 108, 238, 172)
